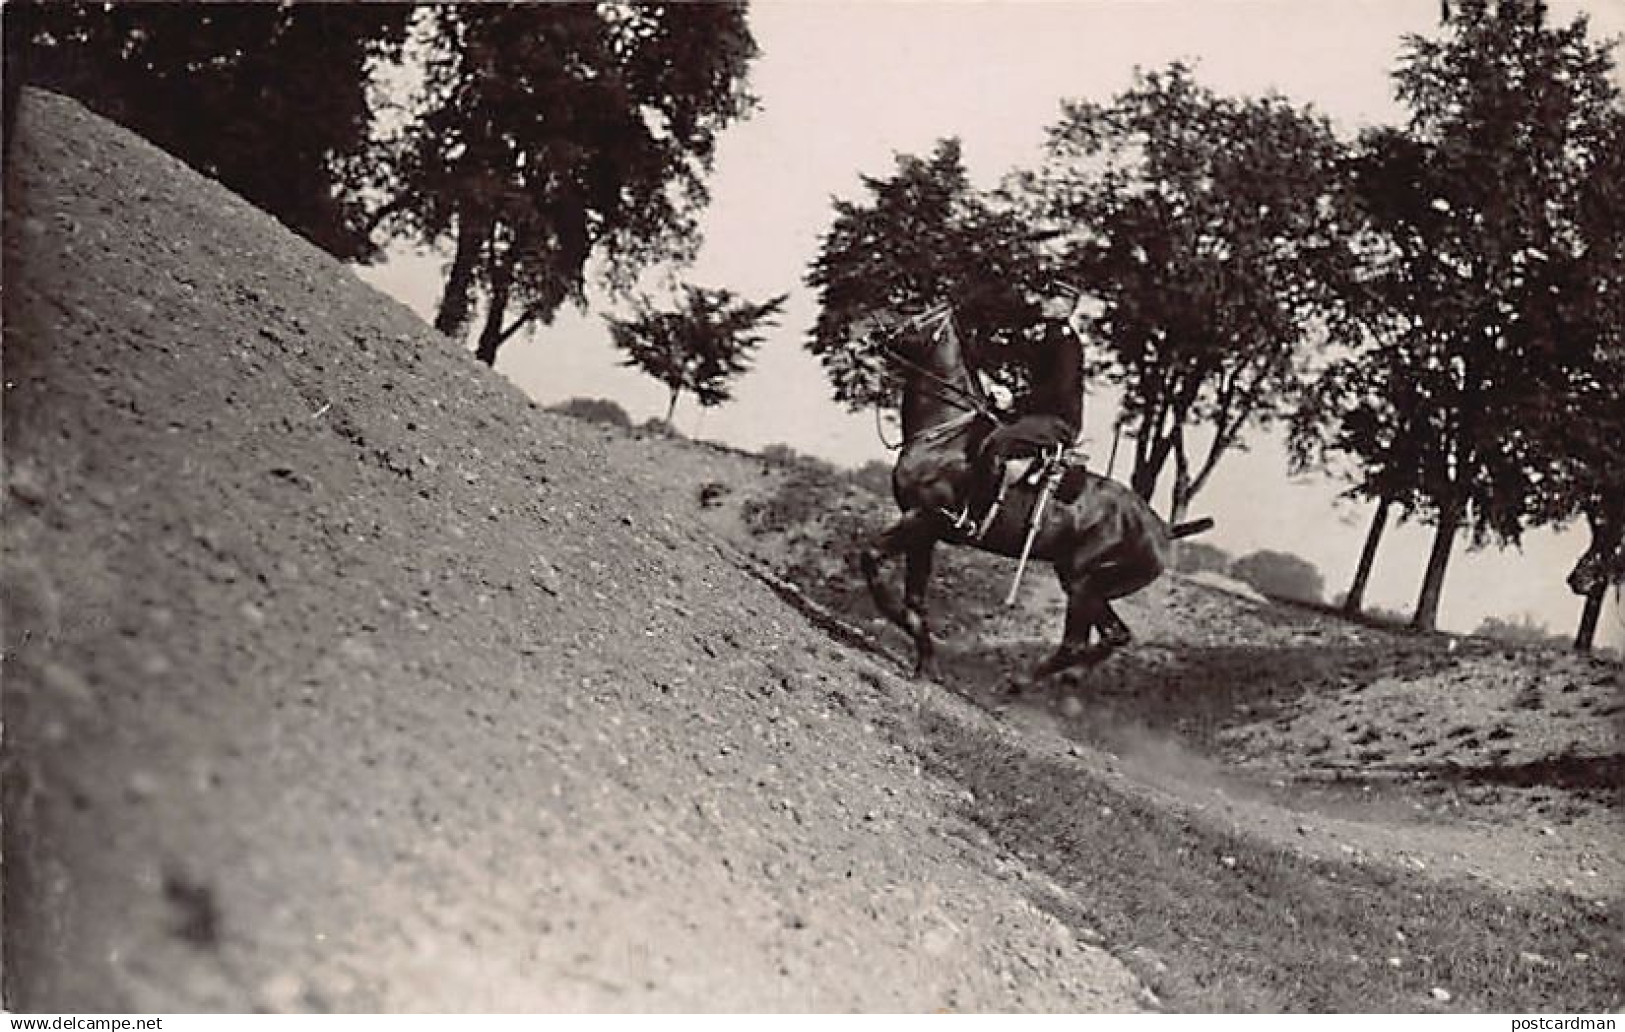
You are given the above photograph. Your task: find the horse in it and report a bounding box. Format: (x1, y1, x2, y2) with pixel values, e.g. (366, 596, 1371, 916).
(859, 303, 1214, 681)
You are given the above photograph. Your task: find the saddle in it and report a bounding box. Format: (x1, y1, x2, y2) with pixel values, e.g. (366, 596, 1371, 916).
(945, 443, 1081, 541)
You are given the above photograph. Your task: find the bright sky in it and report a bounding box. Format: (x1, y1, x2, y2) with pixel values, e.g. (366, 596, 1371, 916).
(356, 0, 1625, 649)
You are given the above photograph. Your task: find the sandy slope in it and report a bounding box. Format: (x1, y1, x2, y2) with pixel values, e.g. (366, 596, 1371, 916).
(2, 91, 1146, 1012)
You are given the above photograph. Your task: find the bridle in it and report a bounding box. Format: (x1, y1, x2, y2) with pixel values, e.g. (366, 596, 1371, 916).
(864, 304, 1006, 434)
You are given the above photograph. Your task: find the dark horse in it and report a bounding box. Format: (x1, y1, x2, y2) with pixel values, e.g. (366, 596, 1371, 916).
(861, 304, 1213, 680)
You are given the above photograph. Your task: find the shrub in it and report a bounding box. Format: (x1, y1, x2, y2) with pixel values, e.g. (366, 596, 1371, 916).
(847, 459, 894, 497)
(1229, 550, 1324, 604)
(548, 397, 632, 428)
(759, 442, 839, 479)
(638, 416, 684, 438)
(1172, 541, 1232, 576)
(1472, 613, 1567, 648)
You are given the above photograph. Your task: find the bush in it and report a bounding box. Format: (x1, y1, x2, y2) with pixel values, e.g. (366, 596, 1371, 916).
(548, 397, 633, 428)
(759, 442, 839, 479)
(847, 459, 894, 497)
(638, 416, 684, 438)
(1472, 613, 1567, 648)
(1229, 550, 1324, 604)
(1172, 541, 1232, 576)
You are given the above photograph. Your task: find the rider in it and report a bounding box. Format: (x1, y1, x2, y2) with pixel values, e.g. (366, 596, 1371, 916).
(964, 288, 1089, 538)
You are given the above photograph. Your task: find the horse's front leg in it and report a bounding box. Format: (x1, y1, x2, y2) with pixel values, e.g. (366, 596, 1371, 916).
(903, 537, 938, 679)
(861, 510, 942, 678)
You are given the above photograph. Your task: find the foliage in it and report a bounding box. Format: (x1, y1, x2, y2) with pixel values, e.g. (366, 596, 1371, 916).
(5, 1, 409, 260)
(1369, 3, 1622, 551)
(547, 396, 633, 429)
(847, 460, 894, 497)
(1171, 541, 1233, 577)
(1229, 550, 1325, 604)
(758, 443, 841, 479)
(1471, 613, 1567, 649)
(608, 284, 785, 423)
(1519, 107, 1625, 599)
(638, 417, 686, 439)
(1294, 4, 1623, 629)
(804, 139, 1053, 410)
(375, 3, 760, 364)
(1018, 63, 1357, 519)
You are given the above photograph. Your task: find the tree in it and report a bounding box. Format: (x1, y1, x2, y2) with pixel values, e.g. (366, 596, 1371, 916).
(374, 4, 760, 365)
(1288, 122, 1467, 617)
(1375, 1, 1623, 629)
(1020, 63, 1358, 523)
(1229, 550, 1325, 605)
(6, 1, 410, 260)
(1520, 106, 1625, 651)
(607, 284, 786, 425)
(805, 139, 1053, 412)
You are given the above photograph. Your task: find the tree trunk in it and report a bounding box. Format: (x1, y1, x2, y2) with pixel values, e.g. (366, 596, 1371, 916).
(1343, 497, 1392, 616)
(1411, 500, 1461, 631)
(1130, 466, 1155, 504)
(435, 215, 486, 339)
(1169, 445, 1192, 526)
(473, 271, 511, 367)
(664, 389, 681, 427)
(1573, 584, 1605, 653)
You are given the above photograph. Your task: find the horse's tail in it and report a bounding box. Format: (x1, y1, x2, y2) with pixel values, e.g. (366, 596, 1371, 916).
(1170, 517, 1215, 540)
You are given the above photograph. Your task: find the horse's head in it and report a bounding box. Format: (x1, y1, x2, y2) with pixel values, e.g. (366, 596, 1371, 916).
(877, 304, 1000, 444)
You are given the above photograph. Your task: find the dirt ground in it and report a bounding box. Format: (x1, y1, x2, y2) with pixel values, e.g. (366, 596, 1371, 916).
(3, 90, 1620, 1013)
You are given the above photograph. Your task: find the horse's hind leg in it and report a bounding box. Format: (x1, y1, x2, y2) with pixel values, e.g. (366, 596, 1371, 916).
(1035, 552, 1157, 679)
(1095, 601, 1132, 648)
(860, 511, 941, 678)
(1035, 579, 1109, 679)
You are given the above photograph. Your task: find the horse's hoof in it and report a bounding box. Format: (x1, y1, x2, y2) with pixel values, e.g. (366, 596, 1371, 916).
(1033, 644, 1107, 680)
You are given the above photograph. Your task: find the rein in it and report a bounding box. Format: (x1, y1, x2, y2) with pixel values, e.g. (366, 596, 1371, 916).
(866, 305, 1005, 430)
(874, 401, 902, 451)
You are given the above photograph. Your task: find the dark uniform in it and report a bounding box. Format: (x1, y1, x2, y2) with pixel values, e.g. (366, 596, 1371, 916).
(968, 319, 1083, 531)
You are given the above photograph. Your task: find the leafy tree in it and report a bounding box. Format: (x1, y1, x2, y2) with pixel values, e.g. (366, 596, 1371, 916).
(1520, 107, 1625, 650)
(5, 1, 410, 259)
(1372, 1, 1623, 629)
(1288, 128, 1452, 615)
(1018, 64, 1358, 524)
(374, 3, 760, 365)
(1230, 550, 1325, 604)
(607, 284, 785, 425)
(805, 138, 1053, 412)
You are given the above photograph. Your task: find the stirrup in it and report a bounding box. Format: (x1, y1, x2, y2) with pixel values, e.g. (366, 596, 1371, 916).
(941, 505, 977, 533)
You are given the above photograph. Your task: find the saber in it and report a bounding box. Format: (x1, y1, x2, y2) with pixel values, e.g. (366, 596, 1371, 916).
(1004, 463, 1063, 608)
